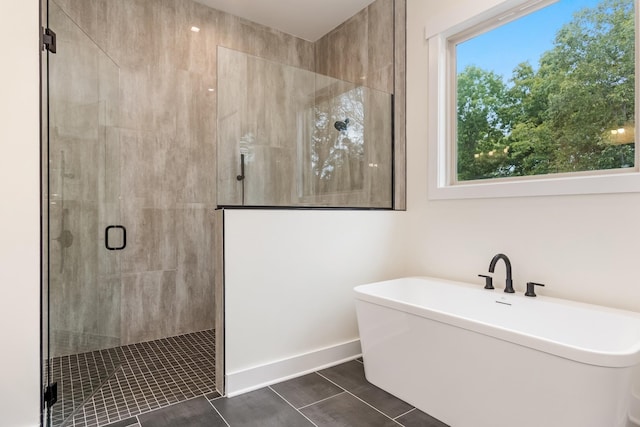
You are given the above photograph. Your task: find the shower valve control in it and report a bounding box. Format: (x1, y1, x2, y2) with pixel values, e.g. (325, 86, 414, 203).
(237, 153, 246, 181)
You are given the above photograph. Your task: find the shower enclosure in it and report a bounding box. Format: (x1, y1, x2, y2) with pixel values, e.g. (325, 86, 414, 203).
(41, 0, 403, 424)
(217, 47, 394, 208)
(41, 1, 217, 426)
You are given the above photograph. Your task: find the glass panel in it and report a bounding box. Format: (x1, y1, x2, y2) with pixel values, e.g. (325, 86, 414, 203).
(41, 0, 50, 423)
(47, 2, 121, 425)
(217, 47, 393, 208)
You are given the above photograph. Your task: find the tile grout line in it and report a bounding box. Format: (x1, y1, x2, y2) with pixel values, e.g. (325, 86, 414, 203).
(207, 400, 231, 427)
(134, 344, 162, 411)
(61, 361, 124, 427)
(127, 347, 151, 414)
(296, 390, 348, 410)
(394, 407, 416, 420)
(315, 371, 405, 426)
(119, 349, 143, 416)
(132, 394, 219, 425)
(267, 386, 319, 427)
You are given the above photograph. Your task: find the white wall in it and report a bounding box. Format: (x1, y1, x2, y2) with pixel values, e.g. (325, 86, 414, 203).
(223, 0, 640, 396)
(0, 1, 41, 426)
(224, 209, 408, 394)
(3, 0, 640, 421)
(404, 0, 640, 313)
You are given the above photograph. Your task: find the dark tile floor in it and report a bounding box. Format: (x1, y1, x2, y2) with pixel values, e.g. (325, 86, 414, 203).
(51, 330, 216, 427)
(104, 359, 449, 427)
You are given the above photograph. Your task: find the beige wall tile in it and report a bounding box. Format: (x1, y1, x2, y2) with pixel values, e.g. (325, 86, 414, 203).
(315, 10, 368, 87)
(213, 209, 224, 393)
(311, 0, 402, 209)
(175, 71, 217, 204)
(175, 204, 215, 334)
(364, 87, 393, 206)
(367, 0, 394, 94)
(120, 270, 178, 344)
(174, 0, 221, 76)
(53, 0, 404, 354)
(120, 204, 177, 274)
(394, 0, 407, 210)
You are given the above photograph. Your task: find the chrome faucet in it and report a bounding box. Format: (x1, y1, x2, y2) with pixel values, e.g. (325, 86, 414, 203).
(488, 253, 514, 293)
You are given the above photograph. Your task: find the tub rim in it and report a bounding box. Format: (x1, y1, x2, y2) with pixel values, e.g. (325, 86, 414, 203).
(354, 276, 640, 368)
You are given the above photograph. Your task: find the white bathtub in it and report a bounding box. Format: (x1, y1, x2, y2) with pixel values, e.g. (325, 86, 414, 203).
(354, 276, 640, 427)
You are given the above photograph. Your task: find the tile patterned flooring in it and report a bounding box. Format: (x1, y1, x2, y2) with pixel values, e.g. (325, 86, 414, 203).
(103, 359, 449, 427)
(50, 332, 449, 427)
(50, 330, 216, 427)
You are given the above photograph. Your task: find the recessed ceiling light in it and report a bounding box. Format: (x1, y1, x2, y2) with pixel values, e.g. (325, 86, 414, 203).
(208, 88, 215, 92)
(191, 26, 200, 33)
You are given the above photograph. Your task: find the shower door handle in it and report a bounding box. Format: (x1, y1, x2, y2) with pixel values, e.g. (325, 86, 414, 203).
(105, 225, 127, 251)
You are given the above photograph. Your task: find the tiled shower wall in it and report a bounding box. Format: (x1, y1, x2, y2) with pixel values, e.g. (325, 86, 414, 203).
(216, 47, 317, 206)
(51, 0, 400, 351)
(315, 0, 402, 208)
(51, 0, 315, 350)
(316, 0, 395, 95)
(216, 0, 398, 208)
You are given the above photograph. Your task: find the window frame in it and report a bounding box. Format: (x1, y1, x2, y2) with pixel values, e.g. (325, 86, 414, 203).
(427, 0, 640, 200)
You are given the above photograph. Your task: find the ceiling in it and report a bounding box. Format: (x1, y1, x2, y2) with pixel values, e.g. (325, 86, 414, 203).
(192, 0, 376, 42)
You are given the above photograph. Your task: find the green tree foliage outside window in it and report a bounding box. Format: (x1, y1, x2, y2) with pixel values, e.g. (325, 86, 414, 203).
(457, 0, 635, 181)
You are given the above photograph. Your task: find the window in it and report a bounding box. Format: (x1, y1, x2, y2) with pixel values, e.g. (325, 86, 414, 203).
(427, 0, 640, 199)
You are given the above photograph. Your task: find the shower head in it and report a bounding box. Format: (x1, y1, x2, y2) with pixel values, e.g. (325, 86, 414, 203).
(334, 118, 350, 132)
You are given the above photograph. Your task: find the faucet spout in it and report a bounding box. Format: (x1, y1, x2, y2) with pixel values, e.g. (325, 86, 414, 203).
(488, 253, 514, 293)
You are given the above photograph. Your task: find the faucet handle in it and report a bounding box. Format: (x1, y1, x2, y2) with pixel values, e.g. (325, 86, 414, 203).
(525, 282, 545, 297)
(478, 274, 494, 290)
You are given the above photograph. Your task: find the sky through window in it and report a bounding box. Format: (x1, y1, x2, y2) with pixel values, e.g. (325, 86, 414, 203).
(457, 0, 603, 81)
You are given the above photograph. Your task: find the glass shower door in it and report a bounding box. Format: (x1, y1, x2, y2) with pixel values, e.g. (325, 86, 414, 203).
(41, 0, 51, 423)
(44, 2, 123, 425)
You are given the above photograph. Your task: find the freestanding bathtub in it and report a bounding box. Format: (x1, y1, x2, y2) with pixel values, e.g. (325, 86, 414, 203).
(354, 276, 640, 427)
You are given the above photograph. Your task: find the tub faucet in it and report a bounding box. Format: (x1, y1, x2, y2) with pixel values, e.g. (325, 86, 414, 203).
(488, 253, 514, 293)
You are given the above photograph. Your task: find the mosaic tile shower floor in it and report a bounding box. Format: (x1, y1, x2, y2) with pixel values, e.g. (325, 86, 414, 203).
(50, 330, 215, 427)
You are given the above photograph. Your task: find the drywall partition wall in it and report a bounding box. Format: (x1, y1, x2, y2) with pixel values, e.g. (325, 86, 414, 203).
(223, 209, 407, 395)
(0, 1, 40, 426)
(405, 0, 640, 312)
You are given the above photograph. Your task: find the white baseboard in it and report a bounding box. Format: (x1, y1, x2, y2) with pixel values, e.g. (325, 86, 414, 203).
(225, 339, 361, 397)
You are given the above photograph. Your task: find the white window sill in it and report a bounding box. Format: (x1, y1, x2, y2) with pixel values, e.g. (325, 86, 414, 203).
(428, 170, 640, 200)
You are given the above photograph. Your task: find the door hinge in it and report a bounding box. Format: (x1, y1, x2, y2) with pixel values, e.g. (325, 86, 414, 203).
(44, 382, 58, 408)
(42, 27, 57, 54)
